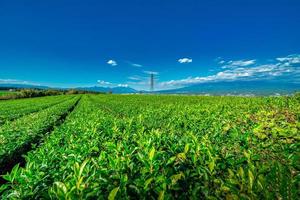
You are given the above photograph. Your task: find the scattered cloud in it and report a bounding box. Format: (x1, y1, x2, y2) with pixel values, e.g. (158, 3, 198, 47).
(0, 79, 21, 83)
(117, 84, 128, 87)
(97, 80, 129, 88)
(215, 57, 226, 64)
(229, 59, 256, 66)
(128, 76, 143, 81)
(97, 80, 112, 85)
(144, 70, 159, 75)
(107, 59, 117, 66)
(125, 61, 143, 67)
(0, 79, 40, 86)
(222, 59, 256, 69)
(132, 63, 142, 67)
(276, 54, 300, 64)
(159, 54, 300, 89)
(178, 58, 192, 64)
(126, 73, 162, 91)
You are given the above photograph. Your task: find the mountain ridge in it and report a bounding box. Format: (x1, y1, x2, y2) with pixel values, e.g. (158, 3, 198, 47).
(0, 84, 137, 94)
(1, 80, 299, 95)
(157, 80, 300, 95)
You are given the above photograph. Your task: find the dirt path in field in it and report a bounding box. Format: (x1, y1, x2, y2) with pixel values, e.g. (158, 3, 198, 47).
(0, 97, 81, 184)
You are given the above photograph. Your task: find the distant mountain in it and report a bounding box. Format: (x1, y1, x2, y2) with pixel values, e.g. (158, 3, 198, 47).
(76, 86, 137, 94)
(1, 80, 299, 95)
(157, 80, 300, 95)
(0, 84, 138, 94)
(0, 83, 49, 90)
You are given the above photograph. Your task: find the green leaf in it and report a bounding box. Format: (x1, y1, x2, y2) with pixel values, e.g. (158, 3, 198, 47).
(158, 190, 165, 200)
(149, 147, 155, 161)
(144, 178, 153, 189)
(228, 169, 234, 178)
(221, 186, 230, 193)
(208, 160, 215, 172)
(108, 187, 119, 200)
(171, 172, 184, 185)
(243, 150, 251, 161)
(0, 184, 9, 193)
(79, 159, 89, 178)
(4, 164, 19, 183)
(184, 144, 190, 154)
(166, 156, 176, 165)
(177, 153, 186, 161)
(2, 173, 12, 182)
(54, 182, 68, 194)
(238, 167, 244, 178)
(248, 170, 254, 190)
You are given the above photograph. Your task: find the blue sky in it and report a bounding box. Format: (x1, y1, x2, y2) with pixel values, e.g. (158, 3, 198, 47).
(0, 0, 299, 90)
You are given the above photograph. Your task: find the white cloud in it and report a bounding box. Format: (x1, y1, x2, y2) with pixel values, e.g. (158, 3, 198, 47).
(97, 80, 129, 88)
(215, 57, 225, 64)
(276, 54, 300, 64)
(178, 58, 192, 64)
(229, 59, 256, 66)
(144, 71, 159, 75)
(107, 59, 117, 66)
(159, 55, 300, 89)
(128, 76, 142, 81)
(125, 61, 143, 67)
(222, 59, 256, 69)
(131, 63, 142, 67)
(117, 84, 128, 87)
(0, 79, 20, 83)
(126, 73, 162, 91)
(97, 80, 112, 85)
(0, 79, 40, 85)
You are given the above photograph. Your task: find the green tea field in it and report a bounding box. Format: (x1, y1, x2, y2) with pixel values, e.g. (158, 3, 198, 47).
(0, 91, 9, 96)
(0, 94, 299, 199)
(0, 91, 18, 97)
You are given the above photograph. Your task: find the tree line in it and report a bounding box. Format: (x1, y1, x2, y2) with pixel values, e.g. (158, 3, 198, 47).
(0, 88, 103, 100)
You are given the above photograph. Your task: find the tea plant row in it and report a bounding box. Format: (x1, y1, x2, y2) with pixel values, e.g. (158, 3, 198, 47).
(0, 95, 75, 125)
(0, 94, 299, 199)
(0, 96, 80, 174)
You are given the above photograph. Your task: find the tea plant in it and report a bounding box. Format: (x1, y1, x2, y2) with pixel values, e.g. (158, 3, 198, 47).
(0, 96, 80, 174)
(0, 95, 74, 125)
(0, 94, 299, 199)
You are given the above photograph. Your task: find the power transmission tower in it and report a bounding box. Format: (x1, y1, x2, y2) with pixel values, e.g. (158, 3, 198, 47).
(150, 73, 154, 91)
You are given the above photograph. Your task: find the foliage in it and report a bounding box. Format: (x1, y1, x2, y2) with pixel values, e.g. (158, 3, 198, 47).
(0, 94, 299, 199)
(0, 95, 75, 125)
(0, 88, 102, 100)
(0, 96, 80, 175)
(0, 91, 18, 97)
